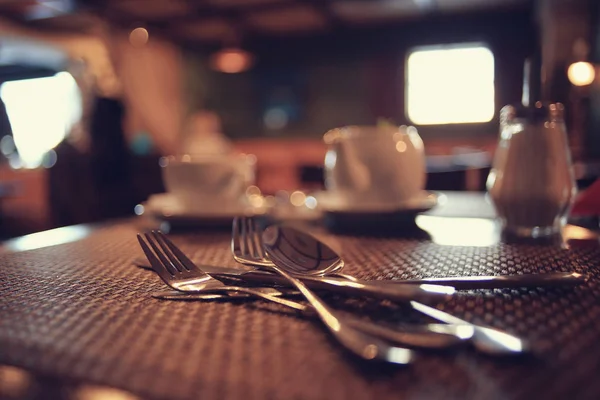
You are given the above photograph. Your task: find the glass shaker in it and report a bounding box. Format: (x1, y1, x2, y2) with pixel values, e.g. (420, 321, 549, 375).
(487, 102, 577, 238)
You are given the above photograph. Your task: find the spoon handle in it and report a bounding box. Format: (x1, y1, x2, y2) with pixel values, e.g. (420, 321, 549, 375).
(264, 263, 415, 364)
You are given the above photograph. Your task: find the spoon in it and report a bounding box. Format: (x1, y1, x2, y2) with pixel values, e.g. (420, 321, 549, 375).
(262, 223, 530, 356)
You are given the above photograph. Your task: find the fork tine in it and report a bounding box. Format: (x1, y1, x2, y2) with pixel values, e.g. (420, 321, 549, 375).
(155, 231, 198, 272)
(144, 232, 182, 273)
(233, 217, 273, 266)
(137, 234, 176, 279)
(256, 223, 268, 259)
(151, 231, 188, 272)
(248, 218, 267, 259)
(241, 217, 252, 257)
(244, 218, 261, 259)
(232, 217, 243, 256)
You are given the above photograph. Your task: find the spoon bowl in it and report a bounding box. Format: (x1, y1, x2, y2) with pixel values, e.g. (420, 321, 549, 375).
(261, 224, 344, 276)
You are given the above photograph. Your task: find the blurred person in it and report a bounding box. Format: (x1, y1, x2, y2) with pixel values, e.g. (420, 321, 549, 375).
(103, 24, 236, 158)
(103, 25, 184, 156)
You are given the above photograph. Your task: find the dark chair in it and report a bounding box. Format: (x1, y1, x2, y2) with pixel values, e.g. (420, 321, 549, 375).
(130, 155, 166, 204)
(298, 165, 325, 189)
(426, 169, 467, 191)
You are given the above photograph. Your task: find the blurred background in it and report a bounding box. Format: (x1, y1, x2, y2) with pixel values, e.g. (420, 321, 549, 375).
(0, 0, 598, 239)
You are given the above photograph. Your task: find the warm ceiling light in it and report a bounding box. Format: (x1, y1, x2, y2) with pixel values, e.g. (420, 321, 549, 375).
(209, 47, 254, 73)
(567, 61, 595, 86)
(129, 27, 149, 47)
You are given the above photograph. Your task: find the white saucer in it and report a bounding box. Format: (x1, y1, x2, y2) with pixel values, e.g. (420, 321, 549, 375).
(313, 191, 438, 215)
(137, 193, 265, 225)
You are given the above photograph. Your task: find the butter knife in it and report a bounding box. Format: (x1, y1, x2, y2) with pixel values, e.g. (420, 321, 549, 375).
(133, 258, 587, 290)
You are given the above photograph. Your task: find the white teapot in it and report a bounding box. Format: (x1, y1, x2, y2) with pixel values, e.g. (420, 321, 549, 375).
(323, 125, 426, 207)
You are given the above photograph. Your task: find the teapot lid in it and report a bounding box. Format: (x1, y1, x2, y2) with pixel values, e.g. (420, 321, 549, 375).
(323, 125, 407, 144)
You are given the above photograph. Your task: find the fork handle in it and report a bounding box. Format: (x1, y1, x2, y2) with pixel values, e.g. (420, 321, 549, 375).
(213, 287, 307, 311)
(152, 290, 466, 349)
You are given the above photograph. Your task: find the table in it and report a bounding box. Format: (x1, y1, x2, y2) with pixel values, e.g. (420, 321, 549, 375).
(1, 193, 599, 400)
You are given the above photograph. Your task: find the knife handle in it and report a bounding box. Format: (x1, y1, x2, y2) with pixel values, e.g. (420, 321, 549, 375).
(379, 272, 588, 290)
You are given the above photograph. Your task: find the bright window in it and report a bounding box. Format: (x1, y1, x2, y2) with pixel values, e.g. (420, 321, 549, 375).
(1, 72, 81, 168)
(406, 44, 495, 125)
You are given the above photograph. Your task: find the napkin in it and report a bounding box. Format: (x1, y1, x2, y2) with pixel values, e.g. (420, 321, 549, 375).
(571, 179, 600, 216)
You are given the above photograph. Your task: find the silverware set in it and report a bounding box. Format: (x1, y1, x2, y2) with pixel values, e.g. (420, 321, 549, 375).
(136, 217, 587, 365)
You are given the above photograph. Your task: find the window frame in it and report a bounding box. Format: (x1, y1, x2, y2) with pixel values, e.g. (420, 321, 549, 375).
(0, 71, 82, 169)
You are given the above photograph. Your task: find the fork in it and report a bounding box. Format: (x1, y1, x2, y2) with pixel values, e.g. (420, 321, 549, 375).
(138, 231, 464, 350)
(137, 231, 306, 311)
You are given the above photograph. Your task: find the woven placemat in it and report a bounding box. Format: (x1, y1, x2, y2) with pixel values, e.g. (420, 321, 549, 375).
(0, 221, 599, 400)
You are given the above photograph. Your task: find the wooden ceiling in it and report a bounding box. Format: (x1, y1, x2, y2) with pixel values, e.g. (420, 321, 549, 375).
(0, 0, 532, 44)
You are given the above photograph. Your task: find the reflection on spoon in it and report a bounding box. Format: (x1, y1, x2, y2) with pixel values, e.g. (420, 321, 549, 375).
(261, 224, 344, 276)
(410, 301, 529, 356)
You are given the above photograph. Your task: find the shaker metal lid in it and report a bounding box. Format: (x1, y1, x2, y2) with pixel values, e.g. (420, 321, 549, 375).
(501, 101, 564, 123)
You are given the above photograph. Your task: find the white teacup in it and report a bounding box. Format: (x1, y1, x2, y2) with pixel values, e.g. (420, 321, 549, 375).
(160, 154, 256, 213)
(323, 125, 426, 208)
